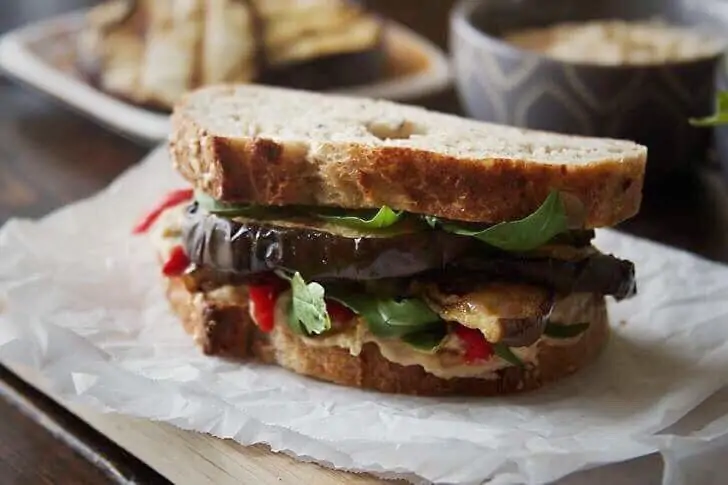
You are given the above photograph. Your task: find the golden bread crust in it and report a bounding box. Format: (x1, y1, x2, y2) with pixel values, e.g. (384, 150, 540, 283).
(169, 87, 645, 227)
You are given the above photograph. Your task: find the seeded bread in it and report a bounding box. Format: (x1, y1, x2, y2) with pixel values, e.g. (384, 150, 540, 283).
(169, 85, 647, 227)
(165, 275, 609, 396)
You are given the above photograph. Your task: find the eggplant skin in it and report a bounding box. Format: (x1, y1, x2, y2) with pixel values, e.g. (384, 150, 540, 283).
(439, 253, 636, 300)
(498, 317, 548, 348)
(498, 294, 555, 347)
(182, 206, 473, 280)
(181, 205, 636, 299)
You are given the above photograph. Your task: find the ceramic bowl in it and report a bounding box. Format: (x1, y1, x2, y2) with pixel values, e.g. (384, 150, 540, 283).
(450, 0, 728, 178)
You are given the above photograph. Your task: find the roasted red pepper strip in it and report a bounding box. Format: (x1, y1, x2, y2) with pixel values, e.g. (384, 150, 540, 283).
(325, 299, 356, 323)
(162, 245, 191, 276)
(132, 188, 194, 234)
(248, 278, 288, 333)
(454, 324, 494, 363)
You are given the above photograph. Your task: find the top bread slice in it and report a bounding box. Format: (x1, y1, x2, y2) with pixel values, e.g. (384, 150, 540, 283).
(169, 84, 647, 227)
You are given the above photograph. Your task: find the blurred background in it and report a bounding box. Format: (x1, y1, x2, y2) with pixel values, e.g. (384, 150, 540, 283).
(4, 0, 728, 178)
(1, 0, 728, 257)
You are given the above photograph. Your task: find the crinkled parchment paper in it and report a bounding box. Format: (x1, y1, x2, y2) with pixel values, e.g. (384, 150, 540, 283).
(1, 146, 728, 485)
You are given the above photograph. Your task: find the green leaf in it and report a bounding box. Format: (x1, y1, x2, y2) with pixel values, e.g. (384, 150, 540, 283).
(317, 206, 404, 230)
(288, 272, 330, 335)
(195, 191, 285, 218)
(285, 306, 308, 335)
(368, 299, 442, 338)
(493, 343, 524, 367)
(400, 326, 448, 351)
(690, 91, 728, 127)
(195, 190, 247, 215)
(197, 191, 404, 230)
(544, 321, 590, 339)
(328, 291, 442, 339)
(424, 215, 439, 229)
(430, 191, 569, 252)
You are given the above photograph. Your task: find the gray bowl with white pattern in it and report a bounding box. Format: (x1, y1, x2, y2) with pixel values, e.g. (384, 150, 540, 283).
(450, 0, 727, 178)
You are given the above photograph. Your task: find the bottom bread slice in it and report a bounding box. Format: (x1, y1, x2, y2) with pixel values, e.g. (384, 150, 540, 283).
(165, 276, 610, 396)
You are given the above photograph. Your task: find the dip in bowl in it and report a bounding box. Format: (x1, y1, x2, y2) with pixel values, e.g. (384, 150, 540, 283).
(450, 0, 727, 178)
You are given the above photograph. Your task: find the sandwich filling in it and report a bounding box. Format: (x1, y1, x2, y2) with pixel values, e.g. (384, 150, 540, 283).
(141, 189, 636, 379)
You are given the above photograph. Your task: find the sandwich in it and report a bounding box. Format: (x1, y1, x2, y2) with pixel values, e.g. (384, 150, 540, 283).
(79, 0, 384, 111)
(135, 85, 647, 396)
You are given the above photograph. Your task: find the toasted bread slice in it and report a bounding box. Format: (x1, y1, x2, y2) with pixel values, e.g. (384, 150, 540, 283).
(170, 85, 647, 227)
(165, 275, 609, 396)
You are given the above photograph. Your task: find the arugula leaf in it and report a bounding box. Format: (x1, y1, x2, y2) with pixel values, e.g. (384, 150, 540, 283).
(281, 274, 444, 346)
(288, 272, 331, 335)
(401, 326, 448, 352)
(367, 299, 442, 338)
(195, 190, 249, 215)
(328, 291, 442, 339)
(424, 215, 439, 229)
(195, 191, 289, 218)
(544, 321, 590, 339)
(430, 191, 569, 252)
(493, 343, 524, 367)
(690, 91, 728, 127)
(328, 290, 447, 350)
(197, 191, 404, 229)
(317, 206, 403, 230)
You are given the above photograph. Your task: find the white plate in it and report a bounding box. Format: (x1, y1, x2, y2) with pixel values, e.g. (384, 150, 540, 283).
(0, 10, 452, 143)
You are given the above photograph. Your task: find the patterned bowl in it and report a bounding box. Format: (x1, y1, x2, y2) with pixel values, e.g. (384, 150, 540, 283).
(450, 0, 727, 178)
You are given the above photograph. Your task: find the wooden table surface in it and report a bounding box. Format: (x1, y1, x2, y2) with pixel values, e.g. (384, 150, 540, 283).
(1, 1, 728, 484)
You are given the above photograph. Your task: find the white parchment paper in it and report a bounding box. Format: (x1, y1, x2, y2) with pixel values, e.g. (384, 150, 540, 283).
(2, 146, 728, 485)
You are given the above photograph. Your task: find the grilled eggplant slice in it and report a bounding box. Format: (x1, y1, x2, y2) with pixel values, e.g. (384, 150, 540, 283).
(183, 205, 473, 280)
(425, 283, 554, 348)
(439, 253, 636, 300)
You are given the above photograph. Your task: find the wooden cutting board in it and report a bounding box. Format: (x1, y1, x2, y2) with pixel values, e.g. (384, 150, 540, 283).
(10, 365, 400, 485)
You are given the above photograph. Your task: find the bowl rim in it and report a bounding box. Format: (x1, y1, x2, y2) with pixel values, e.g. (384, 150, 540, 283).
(449, 0, 726, 71)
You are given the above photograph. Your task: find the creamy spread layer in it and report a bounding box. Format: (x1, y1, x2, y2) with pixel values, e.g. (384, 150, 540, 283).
(274, 291, 596, 379)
